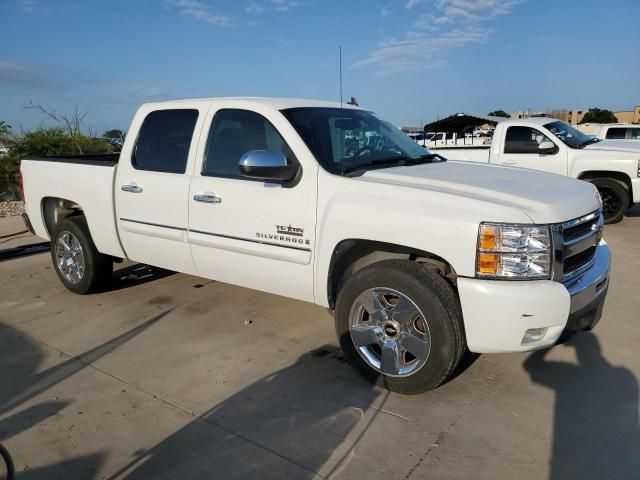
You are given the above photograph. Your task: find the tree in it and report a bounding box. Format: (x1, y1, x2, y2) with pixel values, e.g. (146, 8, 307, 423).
(0, 121, 11, 145)
(1, 128, 113, 176)
(580, 108, 618, 124)
(488, 110, 510, 118)
(25, 102, 90, 154)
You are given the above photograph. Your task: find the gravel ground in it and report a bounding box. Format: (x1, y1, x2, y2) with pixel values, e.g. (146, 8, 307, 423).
(0, 200, 25, 217)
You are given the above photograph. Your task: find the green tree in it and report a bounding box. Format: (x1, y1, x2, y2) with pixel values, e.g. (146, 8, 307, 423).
(0, 120, 11, 142)
(580, 108, 618, 124)
(488, 110, 510, 118)
(1, 128, 113, 176)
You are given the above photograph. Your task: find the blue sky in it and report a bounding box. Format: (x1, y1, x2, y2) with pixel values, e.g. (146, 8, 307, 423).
(1, 0, 639, 133)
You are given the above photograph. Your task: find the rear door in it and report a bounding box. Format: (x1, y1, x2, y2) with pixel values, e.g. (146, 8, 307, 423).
(500, 125, 567, 175)
(188, 105, 318, 302)
(115, 102, 209, 274)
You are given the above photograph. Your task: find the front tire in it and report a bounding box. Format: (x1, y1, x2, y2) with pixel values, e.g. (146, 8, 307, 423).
(587, 178, 629, 224)
(335, 260, 465, 394)
(51, 216, 113, 294)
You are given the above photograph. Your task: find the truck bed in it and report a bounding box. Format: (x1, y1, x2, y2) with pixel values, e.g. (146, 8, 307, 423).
(20, 154, 125, 258)
(429, 146, 491, 163)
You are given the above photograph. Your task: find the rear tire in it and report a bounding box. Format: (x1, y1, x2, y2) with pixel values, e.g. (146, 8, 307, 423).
(587, 178, 629, 224)
(335, 260, 465, 394)
(51, 216, 113, 294)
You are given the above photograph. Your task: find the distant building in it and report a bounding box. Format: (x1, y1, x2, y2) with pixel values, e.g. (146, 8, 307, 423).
(509, 106, 640, 125)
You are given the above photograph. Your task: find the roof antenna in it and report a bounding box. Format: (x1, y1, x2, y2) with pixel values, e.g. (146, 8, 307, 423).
(339, 45, 343, 109)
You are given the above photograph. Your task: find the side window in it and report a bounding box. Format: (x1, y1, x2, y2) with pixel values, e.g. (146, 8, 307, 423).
(630, 128, 640, 140)
(504, 126, 553, 154)
(605, 128, 626, 140)
(133, 109, 198, 173)
(203, 109, 295, 178)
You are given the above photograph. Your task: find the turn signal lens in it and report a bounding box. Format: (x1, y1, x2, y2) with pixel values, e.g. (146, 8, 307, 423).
(478, 253, 500, 275)
(479, 226, 498, 250)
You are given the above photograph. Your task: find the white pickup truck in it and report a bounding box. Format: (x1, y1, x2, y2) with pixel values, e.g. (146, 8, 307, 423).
(429, 117, 640, 223)
(596, 124, 640, 141)
(21, 98, 610, 394)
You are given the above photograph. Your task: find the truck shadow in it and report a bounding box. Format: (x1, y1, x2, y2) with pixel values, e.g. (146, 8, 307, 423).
(109, 263, 176, 292)
(0, 310, 172, 478)
(624, 204, 640, 218)
(524, 333, 640, 479)
(109, 346, 382, 480)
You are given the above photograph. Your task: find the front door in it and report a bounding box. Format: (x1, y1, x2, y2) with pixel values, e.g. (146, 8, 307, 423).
(500, 125, 567, 175)
(115, 103, 209, 274)
(188, 107, 318, 302)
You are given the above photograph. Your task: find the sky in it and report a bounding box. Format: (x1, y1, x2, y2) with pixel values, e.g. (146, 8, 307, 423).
(0, 0, 639, 133)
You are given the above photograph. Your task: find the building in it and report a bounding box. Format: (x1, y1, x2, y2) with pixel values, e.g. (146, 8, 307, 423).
(510, 106, 640, 125)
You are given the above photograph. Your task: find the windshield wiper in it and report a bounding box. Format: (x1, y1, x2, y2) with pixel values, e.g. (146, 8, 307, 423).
(340, 153, 446, 175)
(578, 138, 601, 149)
(340, 156, 409, 175)
(406, 153, 447, 164)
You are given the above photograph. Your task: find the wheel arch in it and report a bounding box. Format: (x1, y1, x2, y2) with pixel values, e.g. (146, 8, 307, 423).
(327, 238, 458, 309)
(41, 196, 85, 238)
(577, 170, 632, 193)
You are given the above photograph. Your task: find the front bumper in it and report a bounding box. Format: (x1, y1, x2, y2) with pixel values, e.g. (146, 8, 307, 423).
(632, 177, 640, 203)
(457, 240, 611, 353)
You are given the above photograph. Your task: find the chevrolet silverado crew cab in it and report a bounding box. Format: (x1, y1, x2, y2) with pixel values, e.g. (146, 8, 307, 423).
(21, 98, 611, 394)
(429, 117, 640, 223)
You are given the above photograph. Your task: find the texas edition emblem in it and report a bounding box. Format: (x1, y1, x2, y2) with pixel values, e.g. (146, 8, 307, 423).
(256, 224, 310, 246)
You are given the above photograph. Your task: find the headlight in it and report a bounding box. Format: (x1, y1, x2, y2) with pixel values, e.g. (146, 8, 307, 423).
(476, 223, 551, 279)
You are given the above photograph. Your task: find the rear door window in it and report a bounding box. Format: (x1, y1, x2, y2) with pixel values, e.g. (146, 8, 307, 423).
(629, 128, 640, 140)
(605, 127, 626, 140)
(133, 109, 199, 173)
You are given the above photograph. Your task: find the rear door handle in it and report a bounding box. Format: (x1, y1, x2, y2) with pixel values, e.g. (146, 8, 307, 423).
(194, 193, 222, 204)
(121, 184, 143, 193)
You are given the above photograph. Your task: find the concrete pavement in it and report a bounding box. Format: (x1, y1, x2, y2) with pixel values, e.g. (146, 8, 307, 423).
(1, 207, 639, 479)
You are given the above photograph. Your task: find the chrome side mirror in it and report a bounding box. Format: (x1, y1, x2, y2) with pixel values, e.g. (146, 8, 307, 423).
(239, 150, 299, 182)
(538, 141, 558, 155)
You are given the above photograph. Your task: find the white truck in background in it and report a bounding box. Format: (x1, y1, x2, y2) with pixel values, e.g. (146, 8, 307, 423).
(429, 117, 640, 223)
(596, 124, 640, 141)
(21, 98, 610, 394)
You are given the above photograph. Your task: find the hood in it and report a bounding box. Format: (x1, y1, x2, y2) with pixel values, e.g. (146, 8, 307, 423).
(358, 161, 600, 224)
(583, 140, 640, 154)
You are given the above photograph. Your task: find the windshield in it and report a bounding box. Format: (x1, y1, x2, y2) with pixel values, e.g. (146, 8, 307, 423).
(544, 120, 595, 149)
(281, 107, 431, 174)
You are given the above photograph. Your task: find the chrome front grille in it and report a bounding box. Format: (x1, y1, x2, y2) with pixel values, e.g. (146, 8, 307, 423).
(551, 210, 603, 282)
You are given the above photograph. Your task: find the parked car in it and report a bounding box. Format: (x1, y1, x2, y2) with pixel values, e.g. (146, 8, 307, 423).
(429, 117, 640, 223)
(21, 98, 610, 394)
(596, 124, 640, 141)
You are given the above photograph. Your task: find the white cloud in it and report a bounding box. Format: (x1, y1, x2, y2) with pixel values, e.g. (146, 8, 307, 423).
(355, 28, 493, 73)
(419, 0, 523, 24)
(19, 0, 51, 15)
(358, 0, 523, 73)
(165, 0, 233, 26)
(380, 6, 392, 16)
(246, 0, 303, 14)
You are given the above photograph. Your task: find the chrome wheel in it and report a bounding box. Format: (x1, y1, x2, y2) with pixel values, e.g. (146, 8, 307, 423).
(55, 231, 85, 284)
(349, 287, 431, 377)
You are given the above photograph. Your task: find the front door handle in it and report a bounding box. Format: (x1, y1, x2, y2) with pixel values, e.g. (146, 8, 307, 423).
(194, 193, 222, 204)
(121, 184, 143, 193)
